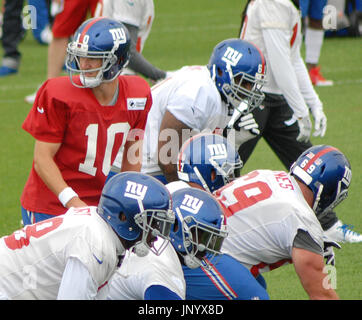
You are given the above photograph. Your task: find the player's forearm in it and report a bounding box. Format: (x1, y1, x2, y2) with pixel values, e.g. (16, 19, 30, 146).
(120, 139, 143, 172)
(293, 54, 323, 110)
(33, 144, 68, 197)
(124, 22, 166, 81)
(128, 50, 166, 82)
(292, 248, 339, 300)
(159, 162, 179, 183)
(33, 141, 83, 207)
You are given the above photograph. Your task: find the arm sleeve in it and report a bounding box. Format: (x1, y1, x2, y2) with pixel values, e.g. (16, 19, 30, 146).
(144, 285, 183, 300)
(292, 52, 323, 110)
(124, 23, 166, 81)
(262, 28, 309, 118)
(166, 81, 214, 130)
(22, 80, 67, 143)
(57, 257, 98, 300)
(293, 229, 323, 256)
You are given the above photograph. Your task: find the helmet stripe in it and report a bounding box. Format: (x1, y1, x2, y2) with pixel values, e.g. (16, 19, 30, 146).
(177, 133, 208, 171)
(247, 41, 265, 74)
(253, 43, 265, 74)
(303, 146, 338, 171)
(79, 17, 105, 43)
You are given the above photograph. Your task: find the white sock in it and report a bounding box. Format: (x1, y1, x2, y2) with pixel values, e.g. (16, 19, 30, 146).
(305, 28, 324, 65)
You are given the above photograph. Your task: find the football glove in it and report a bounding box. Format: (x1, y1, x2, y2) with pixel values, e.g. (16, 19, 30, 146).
(296, 115, 312, 143)
(310, 105, 327, 137)
(323, 240, 341, 266)
(224, 103, 260, 147)
(236, 113, 260, 135)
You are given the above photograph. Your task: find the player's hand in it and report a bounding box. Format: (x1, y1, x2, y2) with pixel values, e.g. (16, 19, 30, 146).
(296, 115, 312, 143)
(236, 113, 260, 135)
(323, 240, 341, 266)
(310, 105, 327, 137)
(66, 197, 88, 209)
(224, 108, 260, 147)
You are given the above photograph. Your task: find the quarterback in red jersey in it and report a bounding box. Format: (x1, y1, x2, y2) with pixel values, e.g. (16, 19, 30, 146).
(21, 17, 152, 223)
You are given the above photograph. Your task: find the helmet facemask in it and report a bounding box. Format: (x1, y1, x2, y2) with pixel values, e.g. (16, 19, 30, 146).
(221, 64, 265, 114)
(132, 202, 175, 257)
(210, 157, 243, 185)
(312, 180, 349, 220)
(175, 208, 227, 269)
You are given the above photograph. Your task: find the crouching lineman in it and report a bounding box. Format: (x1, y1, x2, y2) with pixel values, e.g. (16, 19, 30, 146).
(178, 137, 352, 299)
(107, 134, 270, 300)
(0, 172, 174, 300)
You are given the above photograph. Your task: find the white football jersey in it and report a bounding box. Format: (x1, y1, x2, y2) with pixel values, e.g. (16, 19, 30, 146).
(141, 65, 228, 174)
(241, 0, 302, 94)
(0, 207, 123, 299)
(102, 0, 154, 53)
(107, 239, 186, 300)
(215, 170, 324, 275)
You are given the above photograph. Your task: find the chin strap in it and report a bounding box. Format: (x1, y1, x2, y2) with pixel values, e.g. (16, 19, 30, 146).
(183, 254, 201, 269)
(80, 72, 103, 88)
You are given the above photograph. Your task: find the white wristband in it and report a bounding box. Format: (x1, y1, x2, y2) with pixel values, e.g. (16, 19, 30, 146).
(58, 187, 78, 207)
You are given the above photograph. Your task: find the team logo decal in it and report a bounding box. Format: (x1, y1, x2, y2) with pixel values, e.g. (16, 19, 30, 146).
(124, 180, 148, 200)
(221, 46, 243, 66)
(109, 28, 127, 45)
(180, 194, 203, 214)
(207, 143, 227, 160)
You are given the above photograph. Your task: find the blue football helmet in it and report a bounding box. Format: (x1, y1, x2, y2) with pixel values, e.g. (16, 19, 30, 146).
(170, 188, 228, 269)
(177, 133, 243, 192)
(66, 17, 130, 88)
(98, 172, 175, 257)
(290, 145, 352, 219)
(208, 38, 266, 114)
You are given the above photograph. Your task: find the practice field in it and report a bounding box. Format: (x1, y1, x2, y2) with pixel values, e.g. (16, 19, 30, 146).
(0, 0, 361, 300)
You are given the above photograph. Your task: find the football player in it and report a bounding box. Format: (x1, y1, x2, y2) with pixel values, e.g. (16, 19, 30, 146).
(107, 185, 268, 300)
(107, 38, 267, 185)
(299, 0, 334, 86)
(107, 133, 269, 300)
(0, 172, 175, 299)
(97, 0, 170, 82)
(236, 0, 361, 243)
(178, 138, 353, 299)
(20, 18, 152, 225)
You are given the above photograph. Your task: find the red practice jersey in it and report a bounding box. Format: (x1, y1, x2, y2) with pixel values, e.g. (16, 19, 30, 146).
(21, 75, 152, 216)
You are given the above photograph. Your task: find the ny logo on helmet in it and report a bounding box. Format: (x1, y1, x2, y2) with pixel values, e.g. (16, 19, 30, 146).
(180, 194, 204, 214)
(221, 47, 243, 67)
(109, 28, 127, 45)
(124, 181, 148, 200)
(207, 143, 227, 160)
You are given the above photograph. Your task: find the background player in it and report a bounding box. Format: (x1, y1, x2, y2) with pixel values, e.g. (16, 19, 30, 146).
(97, 0, 170, 83)
(0, 172, 175, 300)
(25, 0, 100, 104)
(20, 18, 152, 225)
(299, 0, 334, 86)
(236, 0, 361, 242)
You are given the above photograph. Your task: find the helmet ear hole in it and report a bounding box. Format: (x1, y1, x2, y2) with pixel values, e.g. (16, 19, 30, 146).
(119, 212, 126, 222)
(211, 168, 217, 182)
(173, 219, 179, 233)
(217, 67, 223, 77)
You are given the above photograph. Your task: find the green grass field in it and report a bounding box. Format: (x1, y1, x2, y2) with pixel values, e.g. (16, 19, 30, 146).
(0, 0, 361, 299)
